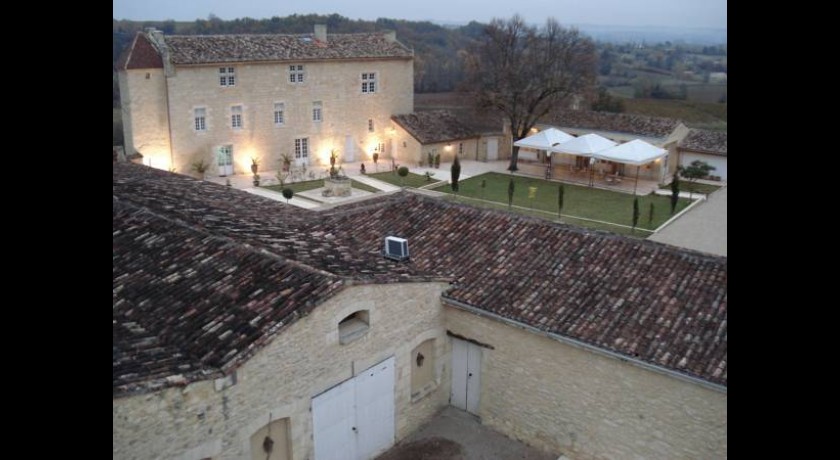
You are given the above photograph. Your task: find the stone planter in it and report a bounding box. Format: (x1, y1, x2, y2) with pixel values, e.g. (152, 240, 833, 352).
(322, 177, 352, 197)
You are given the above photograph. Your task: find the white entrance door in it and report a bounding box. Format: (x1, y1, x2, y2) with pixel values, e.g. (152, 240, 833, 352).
(486, 138, 498, 161)
(216, 145, 233, 176)
(451, 338, 482, 414)
(344, 135, 356, 163)
(312, 356, 396, 460)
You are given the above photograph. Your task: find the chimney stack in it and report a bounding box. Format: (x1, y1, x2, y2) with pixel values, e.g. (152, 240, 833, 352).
(383, 30, 396, 43)
(314, 24, 327, 43)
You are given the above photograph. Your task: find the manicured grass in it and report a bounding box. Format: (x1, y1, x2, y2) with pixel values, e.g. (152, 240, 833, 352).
(368, 171, 433, 188)
(262, 179, 380, 194)
(431, 172, 691, 232)
(659, 181, 722, 195)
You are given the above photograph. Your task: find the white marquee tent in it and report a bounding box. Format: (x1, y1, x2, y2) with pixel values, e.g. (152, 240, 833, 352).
(593, 139, 668, 165)
(513, 128, 575, 150)
(549, 133, 617, 157)
(594, 139, 668, 194)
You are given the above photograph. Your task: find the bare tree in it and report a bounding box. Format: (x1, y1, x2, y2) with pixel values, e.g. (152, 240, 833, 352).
(464, 15, 597, 171)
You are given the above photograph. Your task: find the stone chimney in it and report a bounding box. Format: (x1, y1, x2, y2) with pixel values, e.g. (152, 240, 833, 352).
(383, 30, 396, 43)
(314, 24, 327, 43)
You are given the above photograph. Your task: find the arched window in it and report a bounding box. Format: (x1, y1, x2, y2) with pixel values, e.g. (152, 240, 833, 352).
(249, 417, 290, 460)
(339, 310, 370, 345)
(411, 339, 435, 398)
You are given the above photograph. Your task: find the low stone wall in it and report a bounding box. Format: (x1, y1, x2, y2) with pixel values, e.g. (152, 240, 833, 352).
(322, 177, 352, 197)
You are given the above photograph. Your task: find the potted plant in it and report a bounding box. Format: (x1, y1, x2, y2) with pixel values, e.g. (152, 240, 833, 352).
(253, 174, 260, 186)
(279, 152, 292, 172)
(191, 158, 209, 180)
(329, 150, 340, 178)
(250, 157, 260, 175)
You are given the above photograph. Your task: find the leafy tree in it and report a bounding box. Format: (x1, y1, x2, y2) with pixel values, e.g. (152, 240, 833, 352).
(397, 166, 409, 186)
(679, 160, 716, 201)
(480, 178, 487, 200)
(464, 15, 596, 171)
(450, 156, 461, 196)
(282, 187, 294, 203)
(557, 184, 565, 219)
(670, 172, 680, 215)
(632, 197, 640, 232)
(508, 177, 515, 209)
(648, 202, 655, 225)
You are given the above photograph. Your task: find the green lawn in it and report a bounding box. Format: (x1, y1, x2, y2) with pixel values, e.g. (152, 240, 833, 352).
(262, 179, 380, 194)
(659, 181, 722, 195)
(431, 172, 691, 234)
(368, 171, 435, 188)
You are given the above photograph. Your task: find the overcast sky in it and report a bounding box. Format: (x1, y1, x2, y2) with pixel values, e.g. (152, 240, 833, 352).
(113, 0, 727, 29)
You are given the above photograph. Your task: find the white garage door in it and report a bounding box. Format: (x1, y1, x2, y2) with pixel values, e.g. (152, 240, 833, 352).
(312, 356, 396, 460)
(451, 338, 482, 415)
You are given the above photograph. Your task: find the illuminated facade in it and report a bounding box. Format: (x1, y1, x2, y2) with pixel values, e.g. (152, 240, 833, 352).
(117, 25, 414, 176)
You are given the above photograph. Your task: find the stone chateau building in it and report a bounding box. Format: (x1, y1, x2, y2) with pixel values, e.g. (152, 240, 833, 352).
(117, 25, 414, 175)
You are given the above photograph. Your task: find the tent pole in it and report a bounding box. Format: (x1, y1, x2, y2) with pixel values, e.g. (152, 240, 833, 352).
(634, 165, 640, 195)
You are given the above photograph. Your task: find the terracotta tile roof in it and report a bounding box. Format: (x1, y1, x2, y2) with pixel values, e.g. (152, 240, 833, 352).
(113, 198, 344, 396)
(113, 163, 726, 392)
(116, 32, 164, 70)
(313, 196, 727, 387)
(679, 129, 727, 156)
(392, 110, 480, 144)
(548, 110, 682, 138)
(164, 32, 412, 65)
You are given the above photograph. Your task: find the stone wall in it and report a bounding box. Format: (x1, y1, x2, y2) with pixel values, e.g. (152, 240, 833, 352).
(445, 306, 727, 460)
(162, 59, 414, 176)
(119, 68, 173, 170)
(113, 282, 450, 460)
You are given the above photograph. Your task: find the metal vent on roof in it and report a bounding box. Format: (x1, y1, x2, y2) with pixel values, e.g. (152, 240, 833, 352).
(383, 236, 409, 261)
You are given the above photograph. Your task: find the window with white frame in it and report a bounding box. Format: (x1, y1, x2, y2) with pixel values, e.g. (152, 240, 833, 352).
(368, 119, 374, 133)
(289, 64, 305, 83)
(274, 103, 285, 126)
(361, 72, 377, 93)
(312, 101, 322, 122)
(194, 107, 206, 131)
(294, 138, 309, 159)
(231, 105, 243, 129)
(219, 67, 235, 87)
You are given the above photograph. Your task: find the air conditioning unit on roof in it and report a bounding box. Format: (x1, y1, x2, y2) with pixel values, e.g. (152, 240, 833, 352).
(383, 236, 409, 261)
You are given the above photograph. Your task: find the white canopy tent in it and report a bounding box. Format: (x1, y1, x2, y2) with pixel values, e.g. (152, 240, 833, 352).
(549, 133, 618, 157)
(550, 134, 618, 186)
(594, 139, 668, 194)
(513, 128, 575, 150)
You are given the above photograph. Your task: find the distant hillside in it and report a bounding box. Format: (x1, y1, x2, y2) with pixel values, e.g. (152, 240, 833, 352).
(574, 24, 726, 45)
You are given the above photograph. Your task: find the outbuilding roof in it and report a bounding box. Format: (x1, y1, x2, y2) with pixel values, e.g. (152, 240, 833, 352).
(392, 110, 480, 144)
(679, 129, 727, 156)
(113, 163, 727, 394)
(549, 110, 683, 139)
